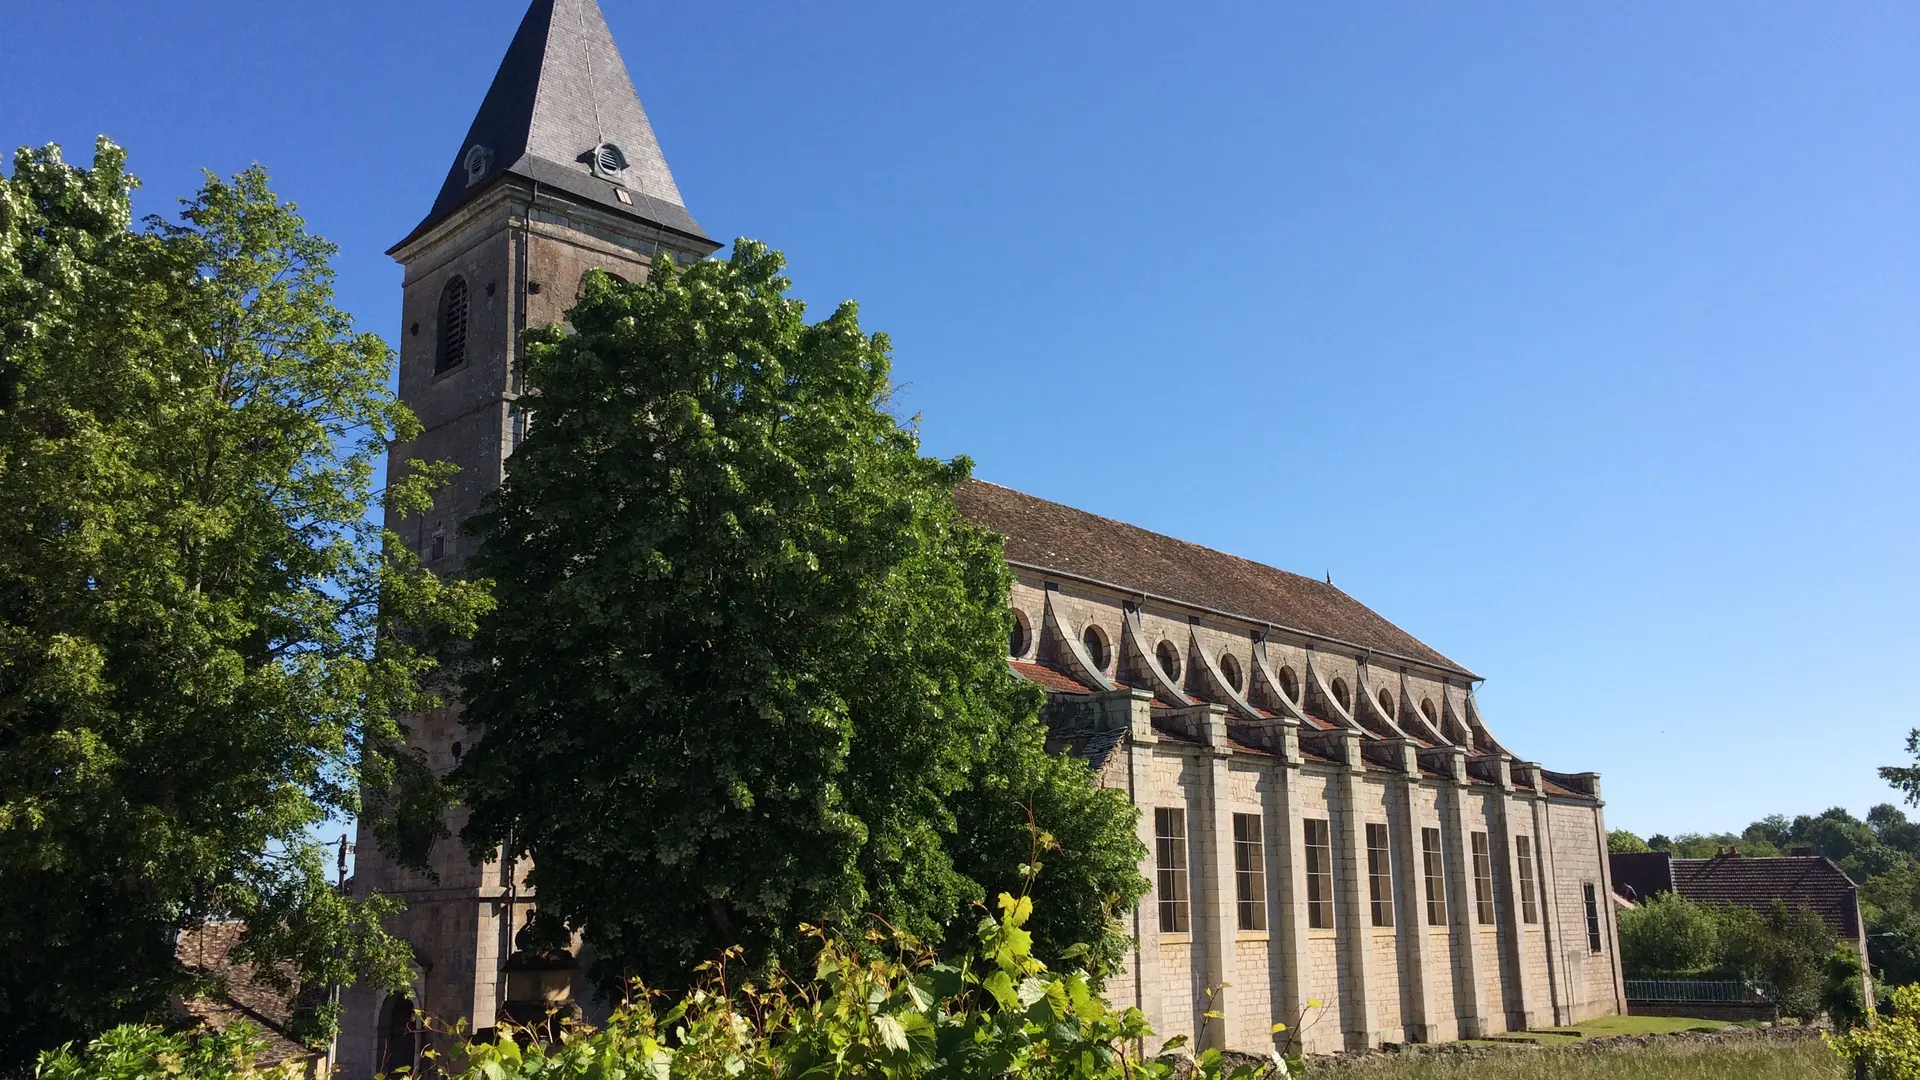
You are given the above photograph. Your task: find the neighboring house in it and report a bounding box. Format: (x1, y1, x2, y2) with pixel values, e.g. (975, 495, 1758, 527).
(335, 0, 1626, 1070)
(1609, 850, 1869, 960)
(175, 923, 325, 1078)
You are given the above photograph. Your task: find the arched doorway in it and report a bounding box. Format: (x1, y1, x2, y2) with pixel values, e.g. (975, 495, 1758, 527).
(378, 995, 416, 1075)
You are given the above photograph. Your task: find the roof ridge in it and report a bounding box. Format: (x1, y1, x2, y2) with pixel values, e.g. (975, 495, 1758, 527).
(967, 477, 1353, 598)
(958, 478, 1470, 674)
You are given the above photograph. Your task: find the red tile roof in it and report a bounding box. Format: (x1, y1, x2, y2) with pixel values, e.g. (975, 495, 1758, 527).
(1670, 854, 1862, 938)
(175, 923, 320, 1065)
(956, 480, 1471, 675)
(1009, 660, 1098, 695)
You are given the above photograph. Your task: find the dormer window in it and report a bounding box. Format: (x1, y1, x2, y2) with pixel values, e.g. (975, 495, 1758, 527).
(464, 144, 493, 187)
(591, 142, 627, 179)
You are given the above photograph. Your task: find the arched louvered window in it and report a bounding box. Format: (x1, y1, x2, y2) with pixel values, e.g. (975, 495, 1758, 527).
(436, 275, 470, 374)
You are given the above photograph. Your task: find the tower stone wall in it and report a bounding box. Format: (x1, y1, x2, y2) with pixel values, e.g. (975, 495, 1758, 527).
(337, 177, 716, 1080)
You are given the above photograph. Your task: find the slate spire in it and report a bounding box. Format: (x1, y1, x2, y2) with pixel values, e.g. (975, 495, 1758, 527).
(401, 0, 709, 247)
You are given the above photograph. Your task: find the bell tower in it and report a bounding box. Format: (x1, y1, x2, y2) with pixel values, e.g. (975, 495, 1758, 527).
(338, 3, 718, 1075)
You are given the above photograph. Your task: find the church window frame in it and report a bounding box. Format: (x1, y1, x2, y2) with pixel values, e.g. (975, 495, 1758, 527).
(1304, 818, 1334, 929)
(1330, 677, 1352, 711)
(1378, 688, 1395, 717)
(1155, 808, 1190, 934)
(1233, 813, 1267, 932)
(1366, 822, 1393, 928)
(435, 274, 471, 375)
(1583, 882, 1604, 952)
(1517, 835, 1540, 924)
(1422, 827, 1447, 926)
(1471, 831, 1496, 925)
(1278, 665, 1300, 703)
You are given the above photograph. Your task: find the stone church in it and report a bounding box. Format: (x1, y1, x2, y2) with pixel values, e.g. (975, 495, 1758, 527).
(339, 1, 1625, 1072)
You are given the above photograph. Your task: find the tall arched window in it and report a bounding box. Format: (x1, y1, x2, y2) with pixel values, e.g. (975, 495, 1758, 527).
(436, 275, 470, 374)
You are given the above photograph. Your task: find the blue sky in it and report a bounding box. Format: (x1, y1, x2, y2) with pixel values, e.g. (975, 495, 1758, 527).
(5, 2, 1917, 838)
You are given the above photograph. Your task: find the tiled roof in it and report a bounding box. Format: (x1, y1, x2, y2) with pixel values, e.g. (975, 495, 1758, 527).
(1010, 660, 1099, 695)
(955, 480, 1470, 675)
(1045, 727, 1126, 771)
(176, 923, 319, 1065)
(1643, 854, 1864, 939)
(397, 0, 712, 249)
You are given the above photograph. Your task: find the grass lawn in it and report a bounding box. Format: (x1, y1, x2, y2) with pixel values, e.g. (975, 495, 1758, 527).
(1314, 1030, 1843, 1080)
(1461, 1013, 1738, 1049)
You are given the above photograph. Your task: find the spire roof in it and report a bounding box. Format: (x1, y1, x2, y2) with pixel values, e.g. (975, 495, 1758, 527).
(398, 0, 710, 249)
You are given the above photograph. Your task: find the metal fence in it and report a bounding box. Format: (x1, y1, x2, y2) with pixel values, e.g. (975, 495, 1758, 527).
(1624, 979, 1773, 1004)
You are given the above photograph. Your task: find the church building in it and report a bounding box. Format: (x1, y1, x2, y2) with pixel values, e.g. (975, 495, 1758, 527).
(339, 1, 1625, 1072)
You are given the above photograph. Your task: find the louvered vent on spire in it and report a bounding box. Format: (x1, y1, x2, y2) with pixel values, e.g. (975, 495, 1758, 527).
(399, 0, 711, 248)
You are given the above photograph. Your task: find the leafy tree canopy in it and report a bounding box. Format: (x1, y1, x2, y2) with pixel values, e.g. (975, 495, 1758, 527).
(1607, 829, 1651, 854)
(0, 139, 485, 1065)
(454, 244, 1144, 995)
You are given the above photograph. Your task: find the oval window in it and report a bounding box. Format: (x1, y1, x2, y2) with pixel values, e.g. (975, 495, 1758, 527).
(1219, 653, 1243, 693)
(1279, 665, 1300, 702)
(1008, 609, 1033, 658)
(1156, 640, 1182, 681)
(1331, 677, 1351, 710)
(1082, 625, 1111, 670)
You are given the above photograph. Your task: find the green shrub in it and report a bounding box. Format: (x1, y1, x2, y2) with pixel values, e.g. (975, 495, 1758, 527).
(447, 891, 1287, 1080)
(34, 1024, 270, 1080)
(33, 891, 1300, 1080)
(1824, 944, 1873, 1034)
(1830, 982, 1920, 1079)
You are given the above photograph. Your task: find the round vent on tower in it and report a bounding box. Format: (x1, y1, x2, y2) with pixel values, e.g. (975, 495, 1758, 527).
(592, 142, 628, 179)
(464, 144, 493, 187)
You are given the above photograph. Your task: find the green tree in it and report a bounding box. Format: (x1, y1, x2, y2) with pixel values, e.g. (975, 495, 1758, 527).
(454, 246, 1144, 995)
(1608, 829, 1651, 854)
(1617, 893, 1726, 976)
(0, 140, 485, 1065)
(1723, 901, 1839, 1020)
(1746, 814, 1794, 850)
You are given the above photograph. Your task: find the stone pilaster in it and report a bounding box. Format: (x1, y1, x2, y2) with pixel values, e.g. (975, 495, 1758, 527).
(1489, 757, 1539, 1032)
(1518, 765, 1569, 1026)
(1197, 707, 1237, 1050)
(1267, 722, 1309, 1054)
(1125, 694, 1164, 1039)
(1438, 748, 1488, 1039)
(1385, 741, 1438, 1043)
(1333, 730, 1377, 1050)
